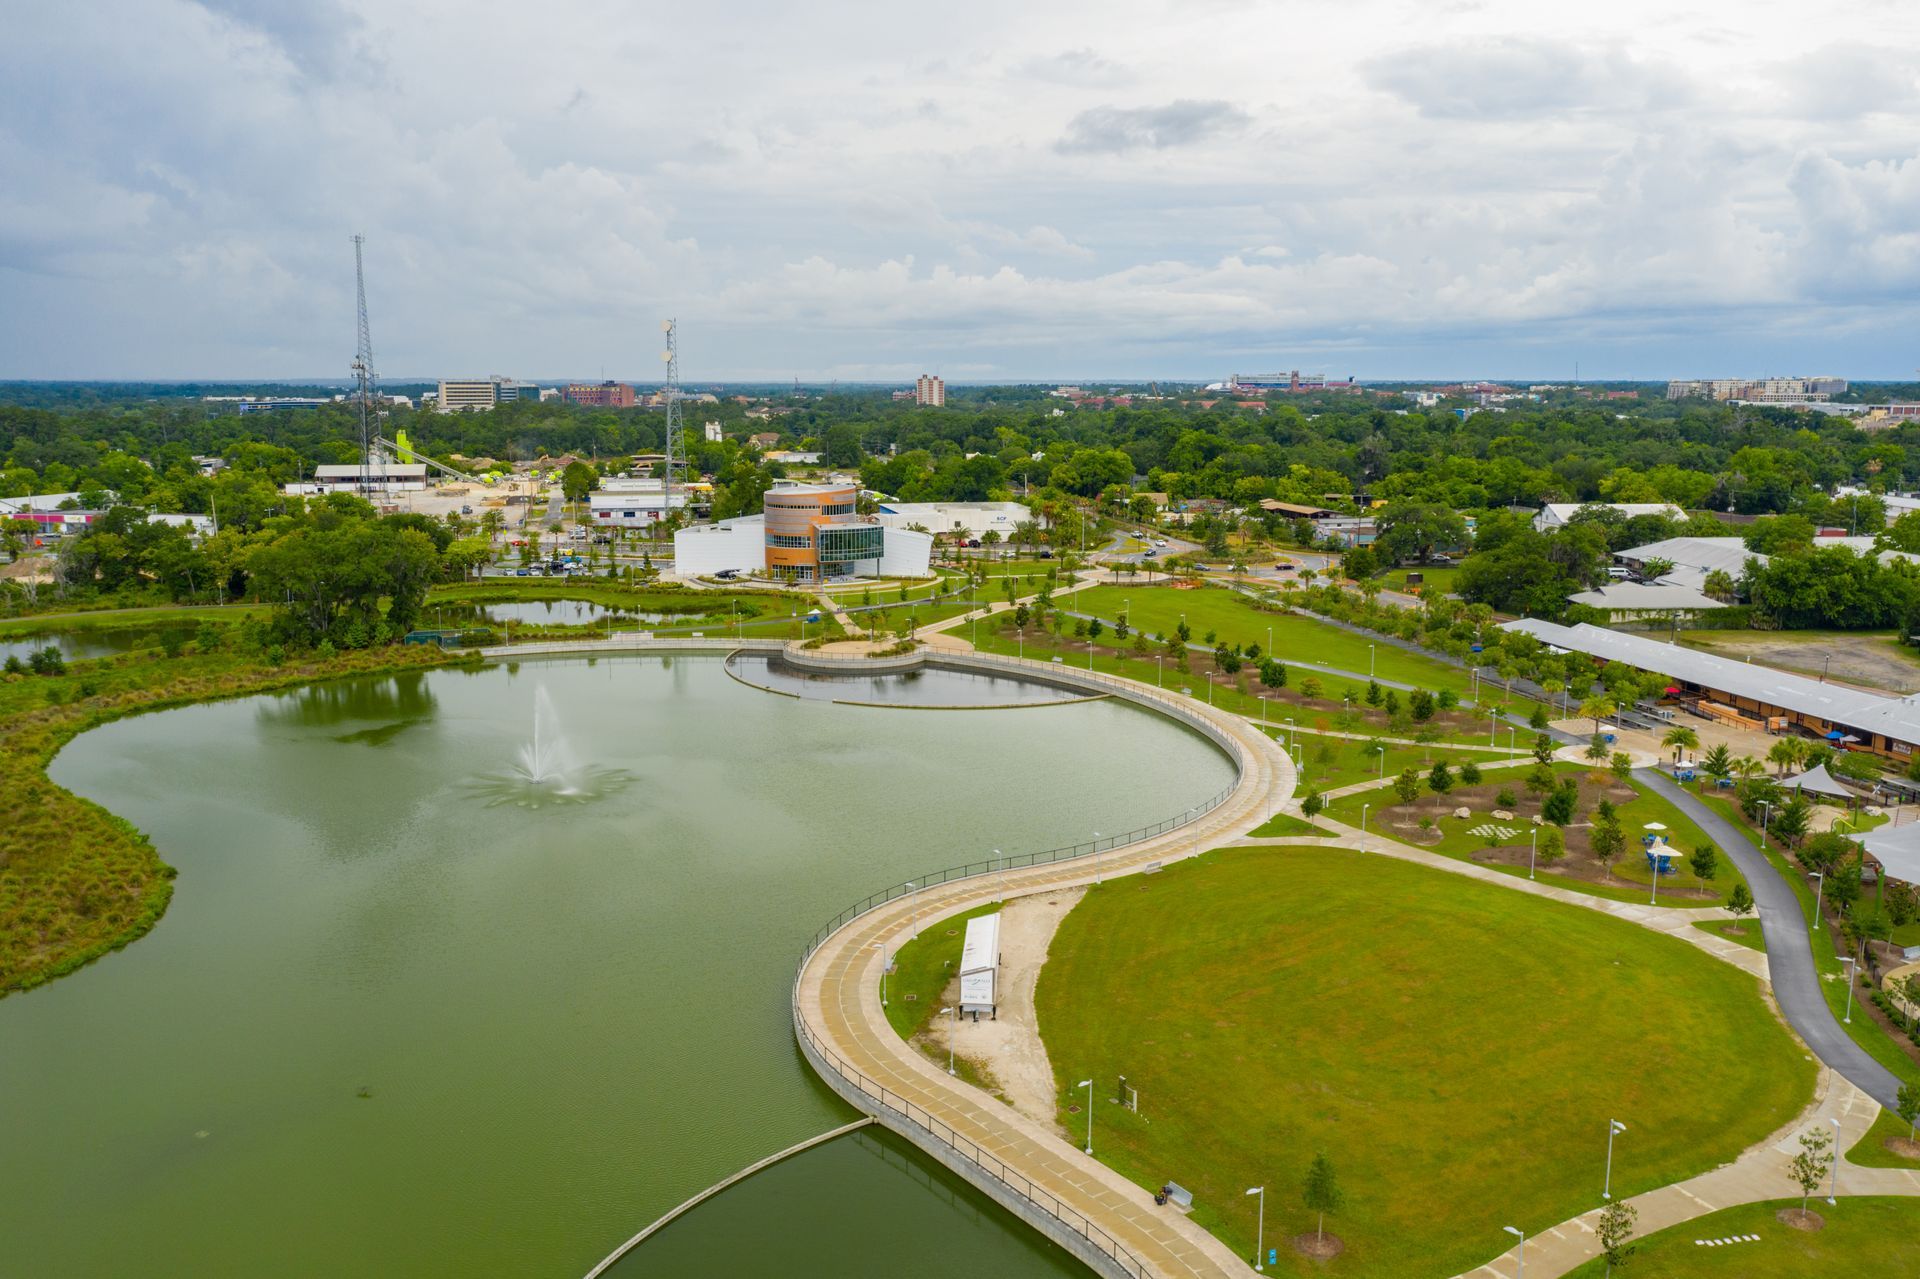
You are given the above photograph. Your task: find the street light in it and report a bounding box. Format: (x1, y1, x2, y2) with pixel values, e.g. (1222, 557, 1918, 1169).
(1810, 868, 1824, 921)
(1246, 1186, 1266, 1271)
(1078, 1079, 1095, 1153)
(1603, 1119, 1627, 1199)
(875, 942, 891, 1005)
(1842, 955, 1858, 1023)
(1529, 828, 1537, 880)
(942, 1006, 956, 1075)
(1759, 800, 1772, 850)
(1377, 743, 1388, 778)
(1361, 803, 1370, 842)
(1503, 1226, 1526, 1279)
(1368, 643, 1376, 677)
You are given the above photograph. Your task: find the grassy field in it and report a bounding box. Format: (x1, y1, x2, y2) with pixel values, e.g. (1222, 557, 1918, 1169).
(1377, 566, 1460, 597)
(1246, 812, 1328, 838)
(1283, 729, 1514, 794)
(1562, 1197, 1920, 1276)
(0, 604, 264, 636)
(1035, 849, 1814, 1278)
(1066, 583, 1482, 699)
(880, 902, 1002, 1040)
(1692, 919, 1767, 951)
(1320, 762, 1740, 906)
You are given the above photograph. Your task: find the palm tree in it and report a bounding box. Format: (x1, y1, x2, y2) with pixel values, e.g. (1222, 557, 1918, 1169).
(1702, 743, 1733, 779)
(1578, 694, 1617, 737)
(1662, 726, 1700, 763)
(1731, 754, 1764, 779)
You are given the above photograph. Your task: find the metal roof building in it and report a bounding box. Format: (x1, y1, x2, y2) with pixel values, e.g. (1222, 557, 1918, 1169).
(1503, 619, 1920, 758)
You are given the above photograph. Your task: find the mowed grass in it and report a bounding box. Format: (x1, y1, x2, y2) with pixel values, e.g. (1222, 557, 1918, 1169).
(1068, 583, 1481, 699)
(1034, 848, 1813, 1278)
(1844, 1107, 1920, 1169)
(1562, 1197, 1920, 1276)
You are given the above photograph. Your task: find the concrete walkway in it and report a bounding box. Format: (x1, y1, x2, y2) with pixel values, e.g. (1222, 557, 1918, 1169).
(795, 658, 1296, 1279)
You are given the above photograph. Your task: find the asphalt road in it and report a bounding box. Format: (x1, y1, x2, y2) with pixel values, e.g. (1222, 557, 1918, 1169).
(1637, 768, 1903, 1110)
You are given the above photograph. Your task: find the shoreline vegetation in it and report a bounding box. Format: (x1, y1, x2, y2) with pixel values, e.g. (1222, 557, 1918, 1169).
(0, 637, 470, 995)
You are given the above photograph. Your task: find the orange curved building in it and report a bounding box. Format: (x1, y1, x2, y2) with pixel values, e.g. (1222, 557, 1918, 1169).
(762, 483, 883, 582)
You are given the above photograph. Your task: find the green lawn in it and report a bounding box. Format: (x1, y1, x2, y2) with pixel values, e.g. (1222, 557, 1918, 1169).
(1066, 583, 1484, 700)
(1845, 1107, 1920, 1168)
(1692, 919, 1767, 952)
(1035, 849, 1814, 1278)
(1562, 1197, 1920, 1276)
(1377, 566, 1460, 596)
(1320, 763, 1739, 907)
(1284, 730, 1514, 794)
(0, 604, 262, 635)
(1246, 812, 1328, 838)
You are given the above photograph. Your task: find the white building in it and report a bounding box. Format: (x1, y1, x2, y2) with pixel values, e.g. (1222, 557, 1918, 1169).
(437, 377, 525, 412)
(147, 513, 217, 539)
(673, 515, 932, 579)
(588, 489, 691, 527)
(1533, 502, 1685, 532)
(301, 463, 431, 493)
(915, 373, 946, 407)
(703, 421, 723, 443)
(875, 501, 1036, 542)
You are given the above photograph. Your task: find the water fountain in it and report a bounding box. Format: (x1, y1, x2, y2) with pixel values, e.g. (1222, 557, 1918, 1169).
(471, 683, 629, 807)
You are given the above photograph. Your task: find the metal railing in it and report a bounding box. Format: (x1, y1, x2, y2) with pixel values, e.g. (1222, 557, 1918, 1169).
(786, 647, 1260, 1279)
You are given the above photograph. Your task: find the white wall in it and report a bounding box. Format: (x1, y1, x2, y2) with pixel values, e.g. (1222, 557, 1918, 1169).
(674, 516, 766, 576)
(876, 527, 933, 577)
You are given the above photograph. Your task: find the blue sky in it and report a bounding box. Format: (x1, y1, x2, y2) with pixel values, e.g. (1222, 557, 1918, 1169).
(3, 0, 1918, 382)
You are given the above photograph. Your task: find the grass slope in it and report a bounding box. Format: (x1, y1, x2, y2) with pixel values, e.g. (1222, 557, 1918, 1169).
(1562, 1197, 1920, 1276)
(1035, 848, 1813, 1278)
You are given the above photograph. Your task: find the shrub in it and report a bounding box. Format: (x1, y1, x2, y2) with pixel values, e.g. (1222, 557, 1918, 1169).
(1496, 787, 1517, 808)
(1459, 761, 1482, 786)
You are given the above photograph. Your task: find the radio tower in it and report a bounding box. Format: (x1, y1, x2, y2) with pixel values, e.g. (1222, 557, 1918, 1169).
(350, 234, 378, 496)
(660, 318, 682, 524)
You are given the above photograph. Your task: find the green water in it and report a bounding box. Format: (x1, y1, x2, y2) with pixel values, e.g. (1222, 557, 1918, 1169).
(1, 655, 1233, 1277)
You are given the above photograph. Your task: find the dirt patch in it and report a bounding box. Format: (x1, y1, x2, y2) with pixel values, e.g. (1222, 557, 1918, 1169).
(1777, 1206, 1825, 1232)
(1687, 632, 1920, 695)
(924, 887, 1085, 1133)
(1884, 1136, 1920, 1160)
(1291, 1232, 1345, 1259)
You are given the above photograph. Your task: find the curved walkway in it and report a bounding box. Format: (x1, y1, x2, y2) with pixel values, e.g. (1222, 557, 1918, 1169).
(793, 652, 1295, 1279)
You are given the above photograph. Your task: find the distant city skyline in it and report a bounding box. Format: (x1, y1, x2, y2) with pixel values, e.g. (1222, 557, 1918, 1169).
(4, 1, 1919, 380)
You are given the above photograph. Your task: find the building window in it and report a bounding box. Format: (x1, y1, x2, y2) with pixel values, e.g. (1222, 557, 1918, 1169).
(820, 502, 855, 515)
(766, 533, 812, 548)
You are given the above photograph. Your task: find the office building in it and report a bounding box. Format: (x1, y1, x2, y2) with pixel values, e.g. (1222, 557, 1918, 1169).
(437, 377, 525, 412)
(703, 421, 723, 443)
(915, 374, 945, 407)
(1665, 376, 1847, 403)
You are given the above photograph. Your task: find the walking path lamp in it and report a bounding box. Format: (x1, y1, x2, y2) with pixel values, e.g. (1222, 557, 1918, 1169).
(1826, 1116, 1843, 1203)
(1360, 803, 1369, 842)
(1843, 956, 1857, 1023)
(1246, 1186, 1265, 1271)
(1603, 1119, 1627, 1199)
(875, 942, 889, 1005)
(1078, 1079, 1095, 1153)
(1377, 743, 1387, 778)
(1759, 800, 1772, 848)
(1810, 868, 1824, 921)
(1368, 643, 1375, 677)
(1529, 829, 1537, 880)
(942, 1007, 956, 1075)
(1503, 1226, 1526, 1279)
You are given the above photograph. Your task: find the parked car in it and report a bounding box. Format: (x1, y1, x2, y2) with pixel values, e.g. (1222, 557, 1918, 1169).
(1038, 549, 1054, 559)
(715, 569, 738, 580)
(1143, 549, 1157, 558)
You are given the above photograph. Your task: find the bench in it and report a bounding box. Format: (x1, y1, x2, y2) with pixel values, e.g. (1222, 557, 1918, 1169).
(1163, 1181, 1193, 1210)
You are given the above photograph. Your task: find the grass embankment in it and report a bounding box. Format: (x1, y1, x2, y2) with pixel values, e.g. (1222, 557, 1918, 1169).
(1246, 812, 1327, 838)
(1562, 1197, 1920, 1276)
(880, 903, 1004, 1094)
(1696, 791, 1920, 1087)
(1066, 583, 1482, 699)
(0, 640, 470, 994)
(0, 603, 267, 636)
(1035, 849, 1814, 1278)
(1321, 762, 1741, 907)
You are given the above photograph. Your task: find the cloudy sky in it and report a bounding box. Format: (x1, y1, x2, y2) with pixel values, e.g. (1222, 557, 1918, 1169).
(4, 0, 1919, 382)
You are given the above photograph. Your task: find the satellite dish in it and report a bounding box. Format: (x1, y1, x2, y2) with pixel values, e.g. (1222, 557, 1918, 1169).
(661, 320, 673, 332)
(661, 351, 673, 362)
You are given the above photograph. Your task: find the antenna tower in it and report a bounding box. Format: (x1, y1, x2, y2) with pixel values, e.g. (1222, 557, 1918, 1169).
(660, 318, 682, 525)
(350, 234, 378, 496)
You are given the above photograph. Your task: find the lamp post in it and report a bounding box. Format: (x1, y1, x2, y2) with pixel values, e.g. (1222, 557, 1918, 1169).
(1285, 718, 1296, 753)
(1842, 955, 1858, 1023)
(876, 942, 890, 1005)
(1503, 1226, 1526, 1279)
(1246, 1186, 1266, 1271)
(1361, 803, 1370, 842)
(1827, 1116, 1842, 1204)
(1368, 643, 1376, 678)
(1810, 868, 1824, 922)
(1603, 1119, 1627, 1199)
(1529, 828, 1537, 880)
(942, 1006, 956, 1075)
(1377, 743, 1388, 778)
(1078, 1079, 1095, 1153)
(1759, 800, 1772, 849)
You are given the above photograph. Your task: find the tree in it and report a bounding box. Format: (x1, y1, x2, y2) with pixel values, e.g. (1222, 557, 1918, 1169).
(1727, 882, 1754, 916)
(1260, 659, 1287, 690)
(1597, 1200, 1638, 1277)
(1538, 827, 1566, 865)
(1459, 760, 1482, 786)
(1525, 762, 1557, 796)
(1302, 1153, 1344, 1246)
(1771, 796, 1812, 848)
(560, 460, 597, 503)
(1610, 752, 1634, 783)
(1662, 726, 1700, 762)
(1395, 767, 1422, 805)
(1533, 732, 1557, 765)
(1374, 501, 1468, 567)
(1428, 760, 1454, 795)
(1300, 789, 1324, 819)
(1590, 818, 1625, 875)
(1788, 1126, 1833, 1216)
(1543, 781, 1579, 827)
(1689, 842, 1718, 884)
(1585, 733, 1610, 763)
(1579, 694, 1616, 735)
(1365, 679, 1384, 706)
(1529, 702, 1551, 730)
(1899, 1082, 1920, 1142)
(1702, 743, 1734, 780)
(1410, 688, 1436, 722)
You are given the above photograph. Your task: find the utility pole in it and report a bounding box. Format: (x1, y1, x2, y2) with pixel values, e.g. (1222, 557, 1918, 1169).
(350, 234, 378, 498)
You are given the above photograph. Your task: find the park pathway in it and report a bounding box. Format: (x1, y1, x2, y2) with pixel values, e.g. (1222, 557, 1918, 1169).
(794, 654, 1296, 1279)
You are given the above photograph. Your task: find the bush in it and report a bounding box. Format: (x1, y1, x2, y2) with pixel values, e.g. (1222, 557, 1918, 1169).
(1459, 761, 1482, 786)
(1496, 787, 1517, 808)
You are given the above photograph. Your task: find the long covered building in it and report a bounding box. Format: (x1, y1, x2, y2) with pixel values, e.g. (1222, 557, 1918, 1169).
(1504, 619, 1920, 760)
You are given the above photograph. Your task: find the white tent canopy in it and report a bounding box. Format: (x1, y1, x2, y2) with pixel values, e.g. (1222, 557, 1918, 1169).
(1783, 764, 1856, 801)
(1865, 823, 1920, 885)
